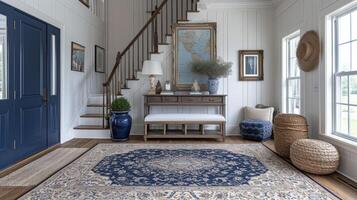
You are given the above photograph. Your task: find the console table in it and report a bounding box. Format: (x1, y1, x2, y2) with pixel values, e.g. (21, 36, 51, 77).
(144, 94, 227, 141)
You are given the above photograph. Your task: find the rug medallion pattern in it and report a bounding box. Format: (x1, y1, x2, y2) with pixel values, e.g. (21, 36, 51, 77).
(20, 144, 338, 200)
(92, 149, 267, 186)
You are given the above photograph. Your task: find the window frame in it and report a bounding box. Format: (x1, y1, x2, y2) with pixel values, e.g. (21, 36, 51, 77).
(282, 31, 301, 114)
(332, 7, 357, 142)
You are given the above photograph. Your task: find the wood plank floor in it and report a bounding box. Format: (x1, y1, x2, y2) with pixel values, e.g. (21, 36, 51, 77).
(0, 136, 356, 200)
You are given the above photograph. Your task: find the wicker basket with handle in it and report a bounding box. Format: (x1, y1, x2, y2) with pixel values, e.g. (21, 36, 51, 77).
(273, 114, 308, 157)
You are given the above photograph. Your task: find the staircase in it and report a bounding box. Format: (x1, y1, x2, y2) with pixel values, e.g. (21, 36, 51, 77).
(74, 0, 206, 137)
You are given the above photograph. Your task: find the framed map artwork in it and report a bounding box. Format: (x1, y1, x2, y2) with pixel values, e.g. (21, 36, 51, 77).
(173, 23, 217, 90)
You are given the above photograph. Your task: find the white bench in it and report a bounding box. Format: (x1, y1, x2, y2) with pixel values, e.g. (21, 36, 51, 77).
(144, 113, 226, 141)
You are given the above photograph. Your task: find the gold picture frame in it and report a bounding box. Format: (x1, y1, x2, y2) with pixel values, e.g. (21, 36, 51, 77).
(239, 50, 264, 81)
(173, 23, 217, 91)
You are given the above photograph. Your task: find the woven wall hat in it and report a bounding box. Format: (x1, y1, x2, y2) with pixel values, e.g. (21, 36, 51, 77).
(296, 31, 320, 72)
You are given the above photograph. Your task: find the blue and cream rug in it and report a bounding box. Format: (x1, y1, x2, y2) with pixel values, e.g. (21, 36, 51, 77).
(20, 144, 337, 200)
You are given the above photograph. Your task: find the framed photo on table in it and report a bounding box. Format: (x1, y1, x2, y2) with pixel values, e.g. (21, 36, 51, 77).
(239, 50, 264, 81)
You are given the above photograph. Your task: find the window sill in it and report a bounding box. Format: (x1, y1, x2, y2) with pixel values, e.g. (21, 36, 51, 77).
(319, 133, 357, 154)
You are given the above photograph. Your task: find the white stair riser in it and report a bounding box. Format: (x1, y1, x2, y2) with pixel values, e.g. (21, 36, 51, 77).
(79, 117, 106, 126)
(86, 106, 103, 114)
(187, 11, 207, 22)
(74, 129, 111, 139)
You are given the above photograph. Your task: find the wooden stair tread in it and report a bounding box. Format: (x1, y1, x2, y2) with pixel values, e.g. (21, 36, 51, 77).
(80, 114, 103, 118)
(87, 104, 104, 107)
(74, 125, 108, 130)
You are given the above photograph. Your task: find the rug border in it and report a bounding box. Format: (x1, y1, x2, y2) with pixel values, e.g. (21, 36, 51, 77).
(20, 142, 342, 200)
(19, 145, 98, 198)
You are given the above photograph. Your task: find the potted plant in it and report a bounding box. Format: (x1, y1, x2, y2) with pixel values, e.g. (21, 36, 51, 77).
(110, 97, 132, 141)
(191, 59, 232, 94)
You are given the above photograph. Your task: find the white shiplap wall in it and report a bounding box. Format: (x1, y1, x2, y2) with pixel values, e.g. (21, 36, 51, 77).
(107, 2, 275, 135)
(274, 0, 357, 181)
(1, 0, 106, 143)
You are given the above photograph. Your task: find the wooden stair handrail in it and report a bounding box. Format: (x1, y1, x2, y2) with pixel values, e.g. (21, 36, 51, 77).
(103, 0, 169, 86)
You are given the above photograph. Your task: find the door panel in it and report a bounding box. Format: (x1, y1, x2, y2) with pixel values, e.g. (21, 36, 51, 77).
(47, 25, 60, 146)
(0, 2, 15, 169)
(0, 2, 61, 170)
(14, 12, 47, 157)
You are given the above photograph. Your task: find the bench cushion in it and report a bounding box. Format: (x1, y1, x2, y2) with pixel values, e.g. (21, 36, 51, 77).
(145, 114, 226, 122)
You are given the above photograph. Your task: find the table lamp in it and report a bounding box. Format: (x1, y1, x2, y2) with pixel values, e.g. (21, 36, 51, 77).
(141, 60, 163, 95)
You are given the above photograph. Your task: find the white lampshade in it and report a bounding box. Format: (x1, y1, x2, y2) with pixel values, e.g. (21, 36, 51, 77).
(141, 60, 163, 75)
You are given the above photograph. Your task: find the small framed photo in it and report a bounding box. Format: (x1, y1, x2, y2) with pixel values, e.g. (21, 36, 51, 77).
(239, 50, 264, 81)
(79, 0, 90, 8)
(71, 42, 85, 72)
(95, 45, 105, 73)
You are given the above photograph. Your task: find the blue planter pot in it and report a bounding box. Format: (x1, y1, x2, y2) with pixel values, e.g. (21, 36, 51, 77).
(110, 111, 132, 141)
(208, 77, 219, 94)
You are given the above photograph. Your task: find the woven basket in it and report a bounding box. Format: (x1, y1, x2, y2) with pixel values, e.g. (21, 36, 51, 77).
(290, 139, 339, 175)
(273, 114, 308, 157)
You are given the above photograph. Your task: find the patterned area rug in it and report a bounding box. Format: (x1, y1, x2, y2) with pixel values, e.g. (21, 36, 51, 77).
(20, 144, 338, 200)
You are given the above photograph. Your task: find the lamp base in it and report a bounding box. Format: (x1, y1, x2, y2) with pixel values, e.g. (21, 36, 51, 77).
(147, 89, 156, 95)
(147, 75, 156, 95)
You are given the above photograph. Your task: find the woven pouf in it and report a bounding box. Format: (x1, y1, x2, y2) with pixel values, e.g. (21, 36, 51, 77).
(290, 139, 339, 175)
(239, 119, 272, 141)
(273, 114, 308, 157)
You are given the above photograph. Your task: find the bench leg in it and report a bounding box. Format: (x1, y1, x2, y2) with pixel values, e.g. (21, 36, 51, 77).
(201, 124, 205, 135)
(163, 124, 167, 135)
(144, 123, 148, 142)
(221, 122, 226, 142)
(184, 124, 187, 135)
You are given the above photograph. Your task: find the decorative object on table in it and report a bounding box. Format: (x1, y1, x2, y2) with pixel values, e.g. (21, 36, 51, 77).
(95, 45, 105, 73)
(141, 60, 163, 95)
(191, 59, 232, 94)
(22, 143, 337, 199)
(71, 42, 85, 72)
(273, 114, 308, 158)
(155, 80, 162, 94)
(79, 0, 90, 7)
(290, 139, 339, 175)
(239, 50, 264, 81)
(164, 81, 172, 91)
(296, 31, 320, 72)
(173, 23, 217, 91)
(239, 107, 274, 141)
(191, 80, 201, 92)
(110, 98, 132, 141)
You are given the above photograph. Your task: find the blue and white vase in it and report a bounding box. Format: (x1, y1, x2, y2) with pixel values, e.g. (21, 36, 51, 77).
(208, 77, 219, 94)
(110, 111, 132, 141)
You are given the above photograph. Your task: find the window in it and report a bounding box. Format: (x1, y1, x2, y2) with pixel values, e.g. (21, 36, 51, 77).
(333, 8, 357, 141)
(283, 31, 301, 114)
(0, 14, 7, 100)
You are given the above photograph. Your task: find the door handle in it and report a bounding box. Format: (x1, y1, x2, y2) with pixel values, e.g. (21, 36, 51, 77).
(43, 88, 48, 103)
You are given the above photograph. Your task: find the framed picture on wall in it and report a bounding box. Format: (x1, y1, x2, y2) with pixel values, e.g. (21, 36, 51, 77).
(71, 42, 85, 72)
(95, 45, 105, 73)
(239, 50, 264, 81)
(79, 0, 90, 8)
(172, 23, 217, 90)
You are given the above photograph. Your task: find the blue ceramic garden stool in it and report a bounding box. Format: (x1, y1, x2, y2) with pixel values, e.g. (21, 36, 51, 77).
(239, 119, 272, 141)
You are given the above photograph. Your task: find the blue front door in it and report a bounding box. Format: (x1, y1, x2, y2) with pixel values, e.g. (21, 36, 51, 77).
(13, 11, 48, 158)
(0, 2, 61, 169)
(0, 3, 16, 169)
